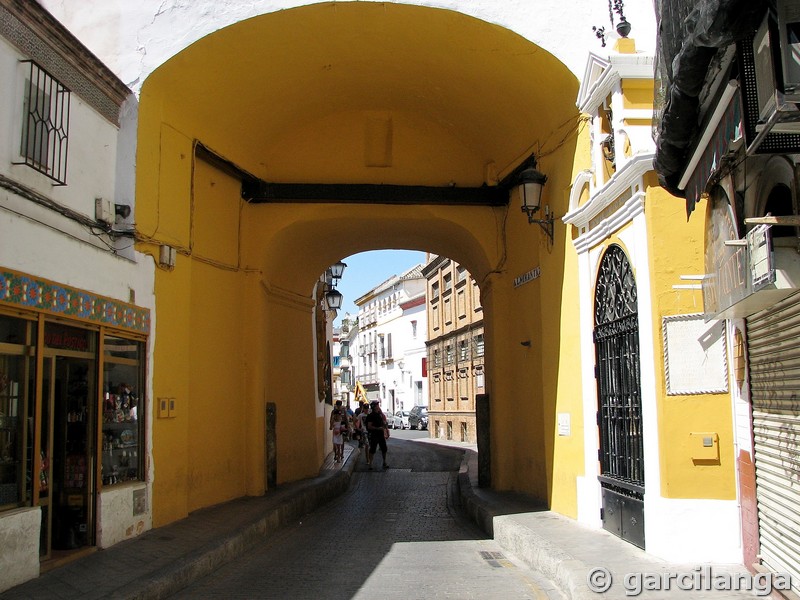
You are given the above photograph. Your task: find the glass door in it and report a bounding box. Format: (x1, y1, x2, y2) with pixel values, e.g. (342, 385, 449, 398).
(51, 356, 95, 551)
(39, 323, 97, 559)
(38, 357, 53, 558)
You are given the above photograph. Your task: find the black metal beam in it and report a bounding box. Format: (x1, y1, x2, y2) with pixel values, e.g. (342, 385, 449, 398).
(241, 179, 508, 206)
(195, 142, 526, 206)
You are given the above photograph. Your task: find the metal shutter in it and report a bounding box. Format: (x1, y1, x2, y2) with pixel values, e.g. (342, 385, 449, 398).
(748, 290, 800, 589)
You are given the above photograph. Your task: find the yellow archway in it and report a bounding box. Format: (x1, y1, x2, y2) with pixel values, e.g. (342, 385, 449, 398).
(135, 2, 583, 527)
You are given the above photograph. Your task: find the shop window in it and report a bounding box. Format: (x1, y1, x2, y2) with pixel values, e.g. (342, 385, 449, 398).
(102, 334, 145, 486)
(17, 61, 70, 185)
(0, 314, 37, 510)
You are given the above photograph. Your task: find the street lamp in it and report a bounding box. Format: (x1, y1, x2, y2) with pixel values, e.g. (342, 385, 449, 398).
(516, 165, 554, 243)
(325, 288, 343, 310)
(330, 261, 347, 283)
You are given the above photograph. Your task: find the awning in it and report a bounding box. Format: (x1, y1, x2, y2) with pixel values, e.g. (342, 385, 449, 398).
(682, 85, 743, 215)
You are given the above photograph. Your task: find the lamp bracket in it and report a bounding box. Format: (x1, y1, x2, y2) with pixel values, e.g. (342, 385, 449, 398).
(524, 205, 555, 243)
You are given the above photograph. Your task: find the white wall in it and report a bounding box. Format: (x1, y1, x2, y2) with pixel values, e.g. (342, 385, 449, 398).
(39, 0, 657, 93)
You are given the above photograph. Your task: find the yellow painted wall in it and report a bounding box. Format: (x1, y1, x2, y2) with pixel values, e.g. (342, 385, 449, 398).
(645, 180, 736, 500)
(136, 1, 583, 526)
(622, 79, 655, 110)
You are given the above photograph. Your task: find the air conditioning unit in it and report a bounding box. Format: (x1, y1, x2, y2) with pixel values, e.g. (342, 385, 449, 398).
(94, 197, 114, 224)
(778, 0, 800, 96)
(753, 1, 800, 133)
(753, 14, 777, 122)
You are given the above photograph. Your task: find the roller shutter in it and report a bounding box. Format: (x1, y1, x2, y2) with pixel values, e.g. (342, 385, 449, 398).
(748, 290, 800, 589)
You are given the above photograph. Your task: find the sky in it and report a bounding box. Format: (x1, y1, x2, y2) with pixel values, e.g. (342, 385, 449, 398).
(333, 249, 428, 326)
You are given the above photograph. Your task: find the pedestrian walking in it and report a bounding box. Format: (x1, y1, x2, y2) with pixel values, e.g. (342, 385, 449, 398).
(330, 408, 345, 462)
(365, 400, 389, 469)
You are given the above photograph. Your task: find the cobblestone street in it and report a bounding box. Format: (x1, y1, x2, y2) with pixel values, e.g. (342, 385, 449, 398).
(170, 434, 563, 599)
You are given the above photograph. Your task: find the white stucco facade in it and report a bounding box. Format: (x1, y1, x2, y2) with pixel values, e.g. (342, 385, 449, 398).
(39, 0, 657, 93)
(0, 5, 155, 591)
(355, 265, 428, 414)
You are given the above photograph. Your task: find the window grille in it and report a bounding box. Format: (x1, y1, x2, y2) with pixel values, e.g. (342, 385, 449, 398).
(17, 61, 70, 185)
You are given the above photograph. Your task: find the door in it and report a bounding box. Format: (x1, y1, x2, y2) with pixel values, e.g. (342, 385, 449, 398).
(593, 244, 645, 549)
(39, 325, 97, 559)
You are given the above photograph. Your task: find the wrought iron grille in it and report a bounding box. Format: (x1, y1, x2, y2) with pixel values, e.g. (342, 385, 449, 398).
(18, 61, 70, 185)
(594, 245, 644, 490)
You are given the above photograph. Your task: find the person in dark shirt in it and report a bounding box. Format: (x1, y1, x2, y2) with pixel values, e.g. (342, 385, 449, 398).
(365, 400, 389, 469)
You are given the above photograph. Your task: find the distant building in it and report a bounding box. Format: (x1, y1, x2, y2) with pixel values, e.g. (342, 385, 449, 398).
(353, 265, 428, 415)
(422, 256, 484, 442)
(337, 314, 358, 409)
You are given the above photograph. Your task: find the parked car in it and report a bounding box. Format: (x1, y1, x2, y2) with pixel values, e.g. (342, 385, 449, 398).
(384, 409, 401, 429)
(395, 410, 411, 429)
(408, 406, 428, 430)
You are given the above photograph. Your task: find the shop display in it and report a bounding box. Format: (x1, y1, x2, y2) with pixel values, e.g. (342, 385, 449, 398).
(101, 336, 144, 487)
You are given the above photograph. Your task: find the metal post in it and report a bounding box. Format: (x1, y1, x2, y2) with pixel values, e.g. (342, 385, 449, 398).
(266, 402, 277, 490)
(476, 393, 491, 488)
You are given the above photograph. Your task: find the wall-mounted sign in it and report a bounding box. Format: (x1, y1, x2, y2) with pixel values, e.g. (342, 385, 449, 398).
(663, 314, 728, 395)
(703, 187, 749, 319)
(557, 413, 571, 436)
(749, 224, 775, 290)
(513, 267, 541, 288)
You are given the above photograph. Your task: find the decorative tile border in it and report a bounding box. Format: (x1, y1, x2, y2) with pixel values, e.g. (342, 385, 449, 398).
(0, 268, 149, 334)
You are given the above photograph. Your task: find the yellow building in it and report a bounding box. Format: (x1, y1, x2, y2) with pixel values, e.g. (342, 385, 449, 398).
(11, 1, 746, 580)
(562, 38, 738, 561)
(423, 256, 484, 443)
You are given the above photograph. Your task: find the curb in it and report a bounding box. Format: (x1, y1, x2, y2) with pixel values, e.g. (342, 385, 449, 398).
(120, 455, 357, 600)
(457, 449, 594, 600)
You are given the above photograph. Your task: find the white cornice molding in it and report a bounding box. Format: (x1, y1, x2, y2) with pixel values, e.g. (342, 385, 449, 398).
(563, 153, 654, 252)
(577, 53, 655, 113)
(571, 192, 646, 254)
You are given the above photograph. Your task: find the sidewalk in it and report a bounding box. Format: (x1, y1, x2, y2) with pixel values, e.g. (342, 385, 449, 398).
(455, 446, 768, 600)
(2, 440, 765, 600)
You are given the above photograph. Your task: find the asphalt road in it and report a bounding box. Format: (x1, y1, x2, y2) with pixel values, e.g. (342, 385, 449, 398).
(170, 432, 564, 599)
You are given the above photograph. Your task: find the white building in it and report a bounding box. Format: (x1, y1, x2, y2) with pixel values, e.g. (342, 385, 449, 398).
(337, 313, 359, 409)
(354, 265, 428, 414)
(0, 2, 154, 591)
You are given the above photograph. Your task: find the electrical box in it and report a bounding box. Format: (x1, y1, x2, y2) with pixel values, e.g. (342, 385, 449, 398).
(689, 432, 720, 462)
(157, 397, 171, 418)
(159, 245, 176, 268)
(95, 197, 114, 224)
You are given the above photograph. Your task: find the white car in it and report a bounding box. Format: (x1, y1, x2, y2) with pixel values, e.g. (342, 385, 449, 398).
(382, 409, 400, 429)
(396, 411, 411, 429)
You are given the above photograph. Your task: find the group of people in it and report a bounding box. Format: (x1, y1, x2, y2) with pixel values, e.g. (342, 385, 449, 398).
(329, 399, 389, 469)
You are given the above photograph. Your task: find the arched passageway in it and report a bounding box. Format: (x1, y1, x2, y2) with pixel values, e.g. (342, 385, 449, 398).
(134, 2, 582, 527)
